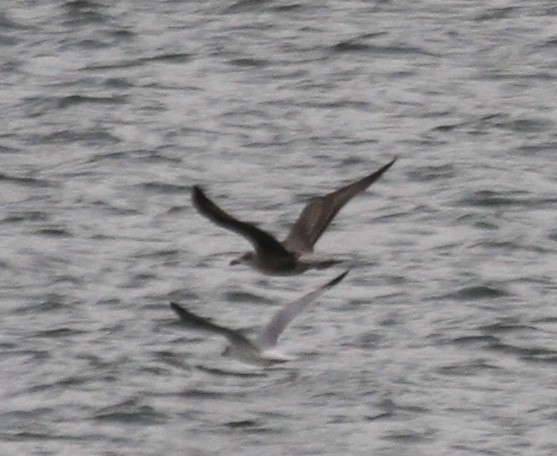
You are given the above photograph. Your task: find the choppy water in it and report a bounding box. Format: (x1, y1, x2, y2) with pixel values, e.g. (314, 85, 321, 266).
(1, 1, 556, 455)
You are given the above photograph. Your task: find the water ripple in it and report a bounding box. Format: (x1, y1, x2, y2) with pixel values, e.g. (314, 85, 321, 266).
(92, 399, 168, 425)
(434, 285, 510, 301)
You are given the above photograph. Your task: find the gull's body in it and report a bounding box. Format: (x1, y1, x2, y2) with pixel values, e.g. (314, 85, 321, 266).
(170, 271, 348, 366)
(192, 159, 395, 275)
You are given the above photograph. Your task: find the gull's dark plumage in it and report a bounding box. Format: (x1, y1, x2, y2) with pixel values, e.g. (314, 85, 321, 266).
(192, 158, 395, 275)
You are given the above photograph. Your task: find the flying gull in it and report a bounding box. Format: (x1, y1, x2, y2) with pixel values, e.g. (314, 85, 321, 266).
(170, 270, 348, 366)
(192, 158, 395, 275)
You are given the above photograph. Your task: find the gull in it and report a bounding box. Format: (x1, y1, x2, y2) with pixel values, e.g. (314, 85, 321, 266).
(170, 271, 348, 366)
(192, 158, 395, 275)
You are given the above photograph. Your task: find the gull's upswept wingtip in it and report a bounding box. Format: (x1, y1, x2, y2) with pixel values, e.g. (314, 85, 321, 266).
(170, 301, 182, 316)
(170, 302, 215, 330)
(381, 157, 397, 173)
(170, 302, 196, 322)
(191, 185, 204, 203)
(326, 270, 349, 288)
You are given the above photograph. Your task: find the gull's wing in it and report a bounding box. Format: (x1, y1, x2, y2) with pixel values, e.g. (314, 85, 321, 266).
(283, 158, 396, 253)
(192, 186, 292, 259)
(255, 270, 349, 349)
(170, 302, 257, 352)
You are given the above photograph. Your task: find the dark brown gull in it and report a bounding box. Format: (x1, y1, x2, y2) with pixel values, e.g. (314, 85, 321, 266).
(192, 158, 395, 275)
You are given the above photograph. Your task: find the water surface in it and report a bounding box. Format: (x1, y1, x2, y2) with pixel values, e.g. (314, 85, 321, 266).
(1, 1, 556, 455)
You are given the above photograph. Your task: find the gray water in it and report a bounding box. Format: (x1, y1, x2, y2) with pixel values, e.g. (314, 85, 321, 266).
(1, 1, 556, 455)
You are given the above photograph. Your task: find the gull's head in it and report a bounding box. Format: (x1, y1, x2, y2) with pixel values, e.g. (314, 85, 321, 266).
(230, 252, 254, 267)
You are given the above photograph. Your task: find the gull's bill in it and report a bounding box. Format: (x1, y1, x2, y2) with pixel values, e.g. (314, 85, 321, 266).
(170, 270, 348, 366)
(192, 159, 395, 275)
